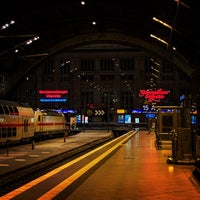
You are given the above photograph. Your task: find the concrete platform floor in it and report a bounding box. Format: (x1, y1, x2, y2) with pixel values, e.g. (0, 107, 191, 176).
(0, 130, 113, 176)
(67, 131, 200, 200)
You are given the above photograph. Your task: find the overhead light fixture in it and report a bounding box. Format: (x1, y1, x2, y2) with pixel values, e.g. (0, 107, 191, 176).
(150, 34, 168, 46)
(0, 34, 40, 56)
(26, 35, 39, 45)
(174, 0, 191, 9)
(152, 17, 179, 34)
(150, 34, 176, 51)
(26, 40, 33, 45)
(152, 17, 173, 30)
(1, 20, 15, 30)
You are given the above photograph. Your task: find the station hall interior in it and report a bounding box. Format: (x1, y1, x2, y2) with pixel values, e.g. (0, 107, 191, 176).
(0, 0, 199, 127)
(0, 0, 200, 103)
(0, 2, 200, 140)
(1, 0, 200, 199)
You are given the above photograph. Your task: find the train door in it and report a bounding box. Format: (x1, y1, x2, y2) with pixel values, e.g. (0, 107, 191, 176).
(22, 117, 29, 139)
(37, 114, 43, 132)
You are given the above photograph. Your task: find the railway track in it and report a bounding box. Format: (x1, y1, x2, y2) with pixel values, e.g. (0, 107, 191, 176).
(0, 135, 112, 196)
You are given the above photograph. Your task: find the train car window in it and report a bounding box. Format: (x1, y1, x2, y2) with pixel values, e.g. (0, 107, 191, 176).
(7, 128, 11, 137)
(2, 128, 6, 138)
(3, 105, 9, 114)
(0, 105, 4, 114)
(8, 106, 15, 115)
(12, 128, 16, 137)
(13, 107, 19, 115)
(38, 115, 41, 122)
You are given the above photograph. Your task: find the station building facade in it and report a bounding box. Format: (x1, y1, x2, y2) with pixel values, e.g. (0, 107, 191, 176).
(15, 47, 191, 122)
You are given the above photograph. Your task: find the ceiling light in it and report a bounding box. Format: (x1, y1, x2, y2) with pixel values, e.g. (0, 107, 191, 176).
(150, 34, 168, 46)
(174, 0, 191, 9)
(152, 17, 173, 30)
(1, 20, 15, 30)
(10, 20, 15, 24)
(26, 40, 33, 45)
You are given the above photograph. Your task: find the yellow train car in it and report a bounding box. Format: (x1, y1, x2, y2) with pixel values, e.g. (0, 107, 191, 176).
(34, 109, 66, 139)
(0, 100, 67, 145)
(0, 100, 34, 145)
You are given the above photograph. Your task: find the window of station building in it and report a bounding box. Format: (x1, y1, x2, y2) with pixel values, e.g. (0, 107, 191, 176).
(100, 75, 115, 81)
(144, 75, 152, 82)
(80, 59, 95, 71)
(60, 77, 70, 81)
(121, 74, 134, 81)
(162, 75, 174, 80)
(0, 73, 8, 83)
(180, 88, 191, 95)
(162, 62, 174, 73)
(101, 92, 114, 105)
(120, 92, 134, 109)
(144, 59, 154, 73)
(45, 60, 55, 75)
(44, 76, 54, 82)
(120, 58, 134, 71)
(0, 74, 5, 83)
(60, 59, 70, 74)
(81, 92, 94, 108)
(81, 75, 94, 82)
(100, 58, 114, 71)
(179, 71, 190, 81)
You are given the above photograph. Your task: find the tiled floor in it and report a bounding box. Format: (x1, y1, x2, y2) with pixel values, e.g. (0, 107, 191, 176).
(67, 131, 200, 200)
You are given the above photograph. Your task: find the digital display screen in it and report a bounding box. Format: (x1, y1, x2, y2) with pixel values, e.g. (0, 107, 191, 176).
(125, 115, 131, 123)
(191, 115, 197, 125)
(40, 98, 67, 102)
(145, 113, 156, 118)
(135, 118, 139, 123)
(76, 115, 81, 123)
(118, 115, 124, 123)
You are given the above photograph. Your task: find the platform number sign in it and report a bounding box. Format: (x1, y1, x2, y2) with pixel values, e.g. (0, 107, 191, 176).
(142, 105, 157, 113)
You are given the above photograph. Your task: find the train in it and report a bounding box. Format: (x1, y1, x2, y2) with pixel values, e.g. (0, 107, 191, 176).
(0, 99, 66, 146)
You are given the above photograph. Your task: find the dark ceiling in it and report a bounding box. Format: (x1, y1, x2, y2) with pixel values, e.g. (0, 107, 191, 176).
(0, 0, 199, 73)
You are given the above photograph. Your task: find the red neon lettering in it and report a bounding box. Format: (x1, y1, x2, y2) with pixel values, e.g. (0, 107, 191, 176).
(46, 94, 61, 98)
(139, 89, 169, 102)
(39, 90, 68, 95)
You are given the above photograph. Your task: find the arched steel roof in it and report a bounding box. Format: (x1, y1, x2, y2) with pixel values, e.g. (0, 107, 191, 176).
(0, 0, 199, 97)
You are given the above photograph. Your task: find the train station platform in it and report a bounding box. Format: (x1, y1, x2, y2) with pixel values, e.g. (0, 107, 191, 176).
(1, 130, 200, 199)
(0, 130, 113, 178)
(66, 130, 200, 200)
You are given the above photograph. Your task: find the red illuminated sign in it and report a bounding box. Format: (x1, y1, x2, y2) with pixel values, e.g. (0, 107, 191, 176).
(139, 89, 169, 102)
(39, 90, 68, 102)
(46, 94, 61, 98)
(39, 90, 68, 95)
